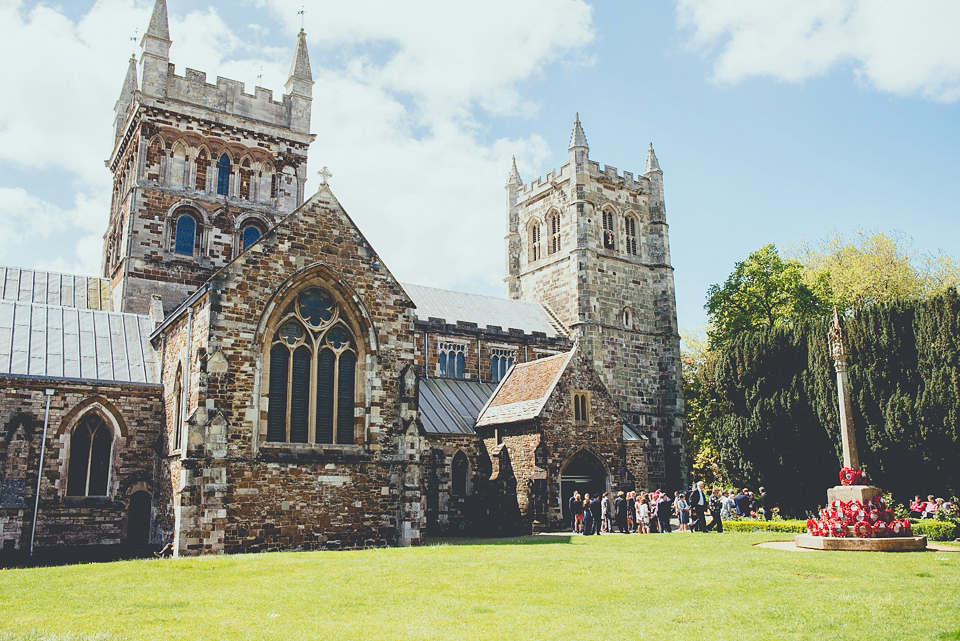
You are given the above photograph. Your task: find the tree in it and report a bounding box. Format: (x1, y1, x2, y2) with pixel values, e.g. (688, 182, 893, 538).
(792, 229, 960, 312)
(705, 244, 830, 348)
(680, 330, 724, 486)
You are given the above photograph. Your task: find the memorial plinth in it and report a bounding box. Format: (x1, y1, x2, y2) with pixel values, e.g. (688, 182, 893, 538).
(795, 533, 927, 551)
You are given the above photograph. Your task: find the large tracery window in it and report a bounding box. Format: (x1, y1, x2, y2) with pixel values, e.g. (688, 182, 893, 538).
(267, 287, 358, 445)
(67, 413, 113, 497)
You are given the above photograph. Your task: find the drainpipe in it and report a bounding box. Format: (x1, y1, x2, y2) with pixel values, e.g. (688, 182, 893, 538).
(29, 388, 55, 557)
(181, 306, 194, 456)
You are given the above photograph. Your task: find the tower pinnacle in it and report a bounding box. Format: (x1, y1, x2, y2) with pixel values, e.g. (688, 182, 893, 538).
(507, 156, 522, 185)
(568, 113, 589, 151)
(145, 0, 170, 41)
(286, 28, 313, 97)
(645, 143, 661, 174)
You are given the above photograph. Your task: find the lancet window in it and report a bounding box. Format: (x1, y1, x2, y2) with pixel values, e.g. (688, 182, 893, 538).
(548, 212, 561, 254)
(66, 413, 113, 497)
(530, 222, 541, 262)
(602, 209, 616, 249)
(267, 287, 358, 445)
(217, 153, 231, 196)
(625, 214, 638, 256)
(491, 349, 515, 383)
(173, 210, 201, 256)
(438, 343, 465, 379)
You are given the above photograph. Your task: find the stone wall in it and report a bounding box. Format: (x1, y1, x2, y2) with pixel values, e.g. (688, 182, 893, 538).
(0, 378, 163, 556)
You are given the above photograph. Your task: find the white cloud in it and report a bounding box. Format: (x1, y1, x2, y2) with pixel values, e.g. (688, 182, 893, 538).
(676, 0, 960, 101)
(0, 0, 594, 294)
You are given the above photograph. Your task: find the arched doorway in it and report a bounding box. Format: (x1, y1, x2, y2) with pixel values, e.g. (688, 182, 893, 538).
(560, 450, 608, 526)
(127, 491, 152, 548)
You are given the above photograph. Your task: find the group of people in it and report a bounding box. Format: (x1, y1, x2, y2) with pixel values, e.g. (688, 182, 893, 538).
(909, 495, 957, 519)
(568, 482, 772, 535)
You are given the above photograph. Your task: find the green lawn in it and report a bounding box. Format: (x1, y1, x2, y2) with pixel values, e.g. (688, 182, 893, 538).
(1, 532, 958, 641)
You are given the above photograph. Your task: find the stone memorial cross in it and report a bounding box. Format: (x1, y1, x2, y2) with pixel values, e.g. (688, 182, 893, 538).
(828, 307, 860, 470)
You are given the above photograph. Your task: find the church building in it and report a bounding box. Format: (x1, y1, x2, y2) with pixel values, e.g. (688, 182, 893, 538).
(0, 0, 683, 559)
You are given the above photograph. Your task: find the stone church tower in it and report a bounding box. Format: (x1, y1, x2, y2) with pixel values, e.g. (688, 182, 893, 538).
(504, 115, 685, 490)
(103, 0, 316, 314)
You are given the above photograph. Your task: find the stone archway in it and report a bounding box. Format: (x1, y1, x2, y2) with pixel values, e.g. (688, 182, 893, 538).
(559, 449, 609, 527)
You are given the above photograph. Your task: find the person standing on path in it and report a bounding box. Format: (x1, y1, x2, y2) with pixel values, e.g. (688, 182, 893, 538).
(704, 487, 724, 532)
(590, 494, 604, 535)
(569, 491, 581, 532)
(688, 481, 709, 532)
(759, 486, 772, 520)
(582, 494, 594, 535)
(602, 492, 614, 533)
(614, 491, 628, 533)
(656, 493, 673, 533)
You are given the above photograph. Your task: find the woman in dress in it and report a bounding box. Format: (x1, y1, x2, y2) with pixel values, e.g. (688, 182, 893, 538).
(582, 495, 593, 535)
(637, 492, 650, 534)
(676, 491, 690, 532)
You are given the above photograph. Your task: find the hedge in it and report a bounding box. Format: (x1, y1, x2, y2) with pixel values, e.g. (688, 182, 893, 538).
(720, 518, 957, 541)
(722, 520, 806, 534)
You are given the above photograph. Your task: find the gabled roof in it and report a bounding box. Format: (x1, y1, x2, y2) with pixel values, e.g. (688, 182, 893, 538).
(0, 300, 159, 385)
(1, 266, 111, 311)
(475, 350, 573, 427)
(418, 378, 497, 436)
(402, 283, 565, 337)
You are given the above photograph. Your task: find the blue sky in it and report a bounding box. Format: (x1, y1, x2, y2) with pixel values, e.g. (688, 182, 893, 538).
(1, 0, 958, 337)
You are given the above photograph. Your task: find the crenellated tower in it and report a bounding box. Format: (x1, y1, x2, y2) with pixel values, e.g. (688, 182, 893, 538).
(505, 115, 685, 490)
(103, 0, 317, 314)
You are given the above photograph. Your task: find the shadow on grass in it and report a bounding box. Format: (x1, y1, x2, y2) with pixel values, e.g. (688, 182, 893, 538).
(427, 534, 575, 547)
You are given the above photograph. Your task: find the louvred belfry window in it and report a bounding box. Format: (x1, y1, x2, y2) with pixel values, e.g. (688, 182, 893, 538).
(267, 287, 358, 445)
(625, 215, 638, 255)
(548, 212, 561, 254)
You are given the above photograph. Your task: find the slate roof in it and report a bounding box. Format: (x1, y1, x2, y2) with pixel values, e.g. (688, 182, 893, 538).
(402, 283, 565, 337)
(0, 300, 159, 384)
(418, 378, 497, 435)
(475, 351, 573, 427)
(1, 266, 112, 310)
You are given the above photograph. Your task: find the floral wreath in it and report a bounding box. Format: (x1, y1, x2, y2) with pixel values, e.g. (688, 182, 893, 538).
(839, 467, 864, 486)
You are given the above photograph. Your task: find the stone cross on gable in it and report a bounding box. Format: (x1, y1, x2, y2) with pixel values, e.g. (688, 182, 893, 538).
(317, 166, 332, 186)
(830, 307, 860, 471)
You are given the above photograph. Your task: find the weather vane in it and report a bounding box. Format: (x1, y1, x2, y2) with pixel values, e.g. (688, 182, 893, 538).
(131, 27, 138, 54)
(298, 6, 306, 30)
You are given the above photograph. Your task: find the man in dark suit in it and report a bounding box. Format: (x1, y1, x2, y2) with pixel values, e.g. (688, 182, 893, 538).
(759, 487, 772, 520)
(656, 493, 673, 533)
(590, 495, 603, 535)
(734, 488, 751, 517)
(688, 481, 709, 532)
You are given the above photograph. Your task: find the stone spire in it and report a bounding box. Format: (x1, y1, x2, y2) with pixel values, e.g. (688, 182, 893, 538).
(113, 55, 139, 139)
(568, 113, 588, 151)
(146, 0, 170, 41)
(140, 0, 171, 98)
(507, 156, 522, 185)
(286, 28, 313, 98)
(644, 143, 661, 174)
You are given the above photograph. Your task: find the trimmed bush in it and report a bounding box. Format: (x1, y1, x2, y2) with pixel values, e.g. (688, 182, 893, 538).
(912, 520, 958, 542)
(722, 519, 806, 534)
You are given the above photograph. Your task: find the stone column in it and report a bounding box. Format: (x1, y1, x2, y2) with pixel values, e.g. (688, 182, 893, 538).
(829, 308, 859, 470)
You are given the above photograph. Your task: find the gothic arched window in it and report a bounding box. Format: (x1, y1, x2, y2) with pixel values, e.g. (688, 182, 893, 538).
(491, 349, 514, 383)
(625, 214, 638, 256)
(173, 211, 200, 256)
(602, 209, 616, 250)
(548, 212, 561, 254)
(241, 222, 263, 251)
(267, 287, 358, 445)
(217, 153, 231, 196)
(66, 413, 113, 497)
(529, 222, 541, 262)
(451, 451, 468, 496)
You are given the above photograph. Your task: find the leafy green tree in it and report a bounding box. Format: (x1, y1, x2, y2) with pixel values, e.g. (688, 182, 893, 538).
(680, 331, 724, 486)
(792, 229, 960, 312)
(705, 244, 830, 348)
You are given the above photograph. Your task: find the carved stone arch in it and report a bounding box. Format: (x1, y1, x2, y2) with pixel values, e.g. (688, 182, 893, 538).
(169, 139, 189, 189)
(3, 412, 34, 444)
(254, 262, 381, 357)
(194, 146, 211, 191)
(145, 135, 166, 182)
(58, 399, 125, 499)
(559, 445, 612, 487)
(56, 397, 128, 438)
(238, 155, 255, 200)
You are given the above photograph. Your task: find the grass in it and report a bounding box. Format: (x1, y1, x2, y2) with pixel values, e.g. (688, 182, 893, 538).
(0, 532, 958, 641)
